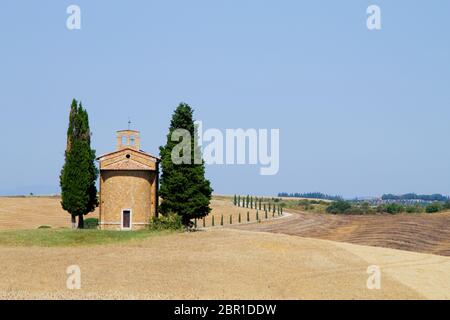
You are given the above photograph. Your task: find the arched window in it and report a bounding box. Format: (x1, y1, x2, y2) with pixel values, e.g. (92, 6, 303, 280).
(130, 135, 135, 146)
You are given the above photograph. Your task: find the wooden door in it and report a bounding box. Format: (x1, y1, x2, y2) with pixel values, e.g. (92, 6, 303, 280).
(122, 210, 131, 229)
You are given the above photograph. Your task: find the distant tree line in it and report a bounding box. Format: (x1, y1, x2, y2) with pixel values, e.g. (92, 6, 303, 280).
(325, 199, 450, 215)
(278, 192, 342, 201)
(381, 193, 449, 202)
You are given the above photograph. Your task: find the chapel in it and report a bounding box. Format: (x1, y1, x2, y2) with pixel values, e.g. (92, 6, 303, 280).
(97, 130, 159, 230)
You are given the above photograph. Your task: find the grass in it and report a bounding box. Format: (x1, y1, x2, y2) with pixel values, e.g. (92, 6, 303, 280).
(0, 228, 178, 247)
(278, 199, 329, 213)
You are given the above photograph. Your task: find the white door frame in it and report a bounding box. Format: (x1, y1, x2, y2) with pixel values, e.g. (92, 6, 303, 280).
(121, 209, 132, 231)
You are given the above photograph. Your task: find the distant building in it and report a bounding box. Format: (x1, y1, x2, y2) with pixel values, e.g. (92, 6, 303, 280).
(97, 130, 159, 230)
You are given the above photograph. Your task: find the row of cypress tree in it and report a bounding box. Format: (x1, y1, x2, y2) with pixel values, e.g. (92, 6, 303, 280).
(234, 195, 282, 212)
(60, 100, 212, 229)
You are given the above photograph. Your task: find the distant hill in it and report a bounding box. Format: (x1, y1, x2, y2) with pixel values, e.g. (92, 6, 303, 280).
(0, 185, 59, 197)
(382, 193, 449, 202)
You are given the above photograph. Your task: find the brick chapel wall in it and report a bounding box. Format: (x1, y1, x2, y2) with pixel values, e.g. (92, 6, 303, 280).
(100, 170, 156, 230)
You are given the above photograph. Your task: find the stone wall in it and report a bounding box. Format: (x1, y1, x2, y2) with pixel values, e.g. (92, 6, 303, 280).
(99, 170, 156, 230)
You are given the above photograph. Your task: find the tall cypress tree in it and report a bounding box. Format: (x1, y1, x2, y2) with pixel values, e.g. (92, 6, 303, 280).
(60, 99, 98, 229)
(159, 103, 213, 227)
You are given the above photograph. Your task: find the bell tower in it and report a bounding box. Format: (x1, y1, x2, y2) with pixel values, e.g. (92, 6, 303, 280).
(116, 130, 140, 151)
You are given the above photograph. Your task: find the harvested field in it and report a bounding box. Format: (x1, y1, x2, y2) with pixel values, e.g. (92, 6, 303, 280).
(1, 228, 450, 299)
(1, 197, 450, 299)
(2, 197, 450, 257)
(234, 210, 450, 256)
(0, 196, 87, 230)
(0, 196, 268, 230)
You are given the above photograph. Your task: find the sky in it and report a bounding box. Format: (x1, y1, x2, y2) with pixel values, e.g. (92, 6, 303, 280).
(0, 1, 449, 198)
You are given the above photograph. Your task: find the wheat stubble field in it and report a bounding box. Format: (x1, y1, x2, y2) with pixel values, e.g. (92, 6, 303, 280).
(1, 196, 450, 299)
(234, 209, 450, 256)
(0, 196, 260, 230)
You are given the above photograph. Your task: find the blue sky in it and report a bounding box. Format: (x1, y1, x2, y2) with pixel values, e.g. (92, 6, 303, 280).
(0, 1, 449, 197)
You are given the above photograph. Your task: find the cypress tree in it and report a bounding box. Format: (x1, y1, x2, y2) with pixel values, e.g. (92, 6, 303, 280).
(60, 99, 98, 229)
(238, 195, 241, 207)
(159, 103, 213, 227)
(234, 194, 237, 206)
